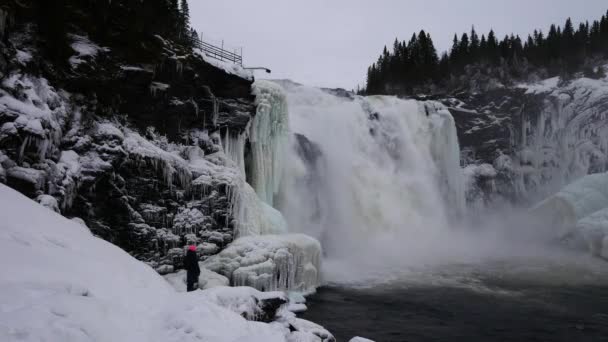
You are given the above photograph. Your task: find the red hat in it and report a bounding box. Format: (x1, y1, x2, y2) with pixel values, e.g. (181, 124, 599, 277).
(188, 245, 197, 251)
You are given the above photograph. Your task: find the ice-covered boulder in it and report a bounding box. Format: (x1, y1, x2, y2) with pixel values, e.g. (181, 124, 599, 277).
(577, 207, 608, 259)
(203, 234, 322, 293)
(349, 337, 376, 342)
(531, 172, 608, 238)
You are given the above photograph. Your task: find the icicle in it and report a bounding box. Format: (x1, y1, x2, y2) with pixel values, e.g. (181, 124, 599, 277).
(249, 80, 289, 206)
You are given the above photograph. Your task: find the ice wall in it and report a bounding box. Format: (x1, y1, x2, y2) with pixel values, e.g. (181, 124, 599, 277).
(516, 76, 608, 201)
(219, 80, 290, 235)
(250, 80, 289, 206)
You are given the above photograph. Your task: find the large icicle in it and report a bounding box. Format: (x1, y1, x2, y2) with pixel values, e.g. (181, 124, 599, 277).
(250, 80, 289, 206)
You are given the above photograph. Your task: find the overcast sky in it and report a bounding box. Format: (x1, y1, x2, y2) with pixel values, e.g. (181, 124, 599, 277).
(190, 0, 608, 90)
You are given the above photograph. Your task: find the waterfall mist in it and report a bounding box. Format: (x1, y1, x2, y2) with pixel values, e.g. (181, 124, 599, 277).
(275, 81, 600, 286)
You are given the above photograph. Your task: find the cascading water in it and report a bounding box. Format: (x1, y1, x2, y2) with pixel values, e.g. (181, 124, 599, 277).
(276, 82, 467, 280)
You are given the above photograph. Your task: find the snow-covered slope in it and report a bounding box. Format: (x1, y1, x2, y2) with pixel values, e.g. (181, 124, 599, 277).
(0, 184, 332, 342)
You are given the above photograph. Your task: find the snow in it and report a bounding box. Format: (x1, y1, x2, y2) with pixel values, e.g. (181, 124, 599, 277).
(36, 194, 59, 213)
(193, 48, 253, 81)
(204, 234, 322, 293)
(23, 118, 44, 136)
(69, 34, 109, 67)
(123, 130, 192, 188)
(6, 166, 45, 189)
(94, 122, 125, 141)
(518, 76, 560, 94)
(349, 338, 375, 342)
(164, 267, 229, 292)
(15, 50, 33, 65)
(0, 184, 332, 342)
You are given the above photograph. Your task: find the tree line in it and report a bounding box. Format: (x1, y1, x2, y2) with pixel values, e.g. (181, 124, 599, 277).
(33, 0, 201, 66)
(364, 10, 608, 95)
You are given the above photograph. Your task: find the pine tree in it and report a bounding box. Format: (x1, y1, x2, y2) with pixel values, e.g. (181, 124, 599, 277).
(487, 29, 499, 63)
(180, 0, 191, 44)
(470, 26, 480, 61)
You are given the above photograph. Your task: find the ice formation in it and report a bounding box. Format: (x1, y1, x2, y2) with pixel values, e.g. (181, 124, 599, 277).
(203, 234, 322, 294)
(532, 172, 608, 232)
(513, 74, 608, 200)
(577, 208, 608, 259)
(278, 83, 466, 271)
(123, 130, 192, 188)
(250, 80, 290, 206)
(532, 172, 608, 257)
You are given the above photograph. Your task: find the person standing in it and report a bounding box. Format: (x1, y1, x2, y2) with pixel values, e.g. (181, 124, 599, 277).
(183, 245, 201, 292)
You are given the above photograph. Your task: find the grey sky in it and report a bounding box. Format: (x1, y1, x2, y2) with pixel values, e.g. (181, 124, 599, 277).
(190, 0, 608, 90)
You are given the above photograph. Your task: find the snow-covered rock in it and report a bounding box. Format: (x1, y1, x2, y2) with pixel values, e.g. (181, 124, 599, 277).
(204, 234, 322, 293)
(531, 172, 608, 258)
(348, 337, 375, 342)
(36, 194, 59, 212)
(532, 172, 608, 236)
(451, 73, 608, 206)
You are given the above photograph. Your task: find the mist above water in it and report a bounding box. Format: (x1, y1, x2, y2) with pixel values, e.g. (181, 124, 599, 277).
(275, 82, 603, 286)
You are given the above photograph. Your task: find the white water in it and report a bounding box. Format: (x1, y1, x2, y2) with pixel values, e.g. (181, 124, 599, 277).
(277, 82, 471, 281)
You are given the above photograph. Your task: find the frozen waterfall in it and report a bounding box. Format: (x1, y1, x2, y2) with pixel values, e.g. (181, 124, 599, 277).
(277, 82, 466, 276)
(210, 80, 321, 293)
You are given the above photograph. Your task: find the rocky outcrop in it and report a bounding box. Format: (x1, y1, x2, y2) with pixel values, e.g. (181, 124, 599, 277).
(446, 74, 608, 207)
(0, 1, 259, 271)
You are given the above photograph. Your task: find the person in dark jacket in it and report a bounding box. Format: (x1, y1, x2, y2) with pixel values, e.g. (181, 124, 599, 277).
(183, 245, 201, 292)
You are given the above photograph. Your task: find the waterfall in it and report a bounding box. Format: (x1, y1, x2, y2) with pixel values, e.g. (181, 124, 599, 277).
(276, 82, 466, 275)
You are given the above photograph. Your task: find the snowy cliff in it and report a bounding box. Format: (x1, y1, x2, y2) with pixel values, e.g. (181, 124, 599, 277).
(449, 71, 608, 208)
(0, 1, 320, 283)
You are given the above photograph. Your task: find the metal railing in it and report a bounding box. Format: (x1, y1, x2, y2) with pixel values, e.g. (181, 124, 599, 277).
(196, 36, 242, 65)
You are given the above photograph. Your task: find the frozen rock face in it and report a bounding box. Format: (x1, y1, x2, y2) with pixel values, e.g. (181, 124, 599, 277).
(448, 73, 608, 207)
(203, 234, 322, 294)
(0, 2, 273, 272)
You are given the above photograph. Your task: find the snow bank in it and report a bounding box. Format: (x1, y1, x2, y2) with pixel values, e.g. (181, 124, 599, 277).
(0, 184, 331, 342)
(204, 234, 322, 293)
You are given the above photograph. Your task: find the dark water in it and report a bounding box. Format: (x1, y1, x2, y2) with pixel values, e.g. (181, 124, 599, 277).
(302, 264, 608, 342)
